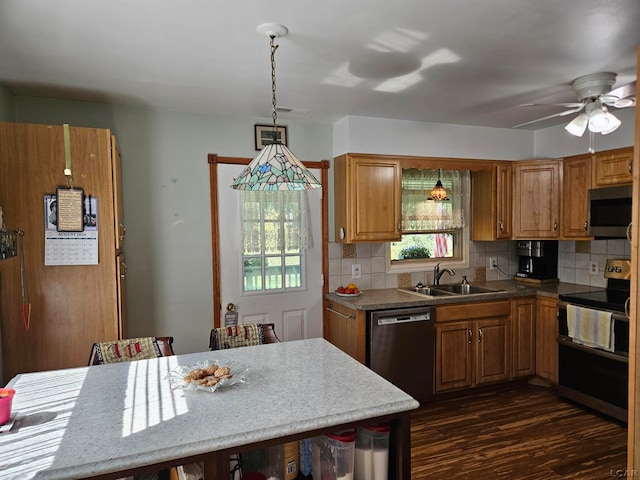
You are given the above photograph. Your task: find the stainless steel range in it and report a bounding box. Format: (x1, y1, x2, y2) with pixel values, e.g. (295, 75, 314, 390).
(557, 258, 630, 422)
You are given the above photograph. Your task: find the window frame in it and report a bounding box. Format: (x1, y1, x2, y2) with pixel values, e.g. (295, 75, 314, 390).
(386, 171, 471, 274)
(240, 191, 307, 295)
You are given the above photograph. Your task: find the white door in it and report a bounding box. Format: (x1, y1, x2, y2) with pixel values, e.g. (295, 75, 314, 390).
(217, 164, 323, 341)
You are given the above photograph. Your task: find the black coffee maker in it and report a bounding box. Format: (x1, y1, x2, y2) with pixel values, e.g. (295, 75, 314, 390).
(515, 240, 558, 280)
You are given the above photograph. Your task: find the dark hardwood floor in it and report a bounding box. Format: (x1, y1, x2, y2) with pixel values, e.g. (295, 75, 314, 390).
(411, 382, 627, 479)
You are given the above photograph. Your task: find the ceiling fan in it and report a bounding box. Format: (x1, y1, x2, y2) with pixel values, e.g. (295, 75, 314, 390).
(513, 72, 636, 136)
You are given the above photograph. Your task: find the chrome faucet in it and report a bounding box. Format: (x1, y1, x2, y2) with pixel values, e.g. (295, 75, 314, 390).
(433, 262, 455, 285)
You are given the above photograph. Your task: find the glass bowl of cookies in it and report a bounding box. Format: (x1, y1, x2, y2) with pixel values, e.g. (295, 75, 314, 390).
(166, 359, 248, 392)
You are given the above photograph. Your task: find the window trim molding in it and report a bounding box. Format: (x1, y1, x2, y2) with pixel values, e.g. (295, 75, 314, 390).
(386, 170, 471, 274)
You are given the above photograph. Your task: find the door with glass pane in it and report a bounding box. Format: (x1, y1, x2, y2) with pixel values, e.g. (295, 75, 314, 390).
(217, 164, 323, 341)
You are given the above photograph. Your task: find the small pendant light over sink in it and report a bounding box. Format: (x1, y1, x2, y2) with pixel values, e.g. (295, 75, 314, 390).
(428, 169, 449, 201)
(231, 24, 321, 191)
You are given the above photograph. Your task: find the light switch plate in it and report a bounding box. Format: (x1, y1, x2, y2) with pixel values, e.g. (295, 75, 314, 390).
(489, 257, 497, 271)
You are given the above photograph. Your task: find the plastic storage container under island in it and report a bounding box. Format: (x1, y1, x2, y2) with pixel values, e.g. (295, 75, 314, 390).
(312, 429, 357, 480)
(354, 423, 391, 480)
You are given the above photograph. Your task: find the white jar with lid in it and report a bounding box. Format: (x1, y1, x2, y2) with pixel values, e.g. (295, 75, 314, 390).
(355, 423, 391, 480)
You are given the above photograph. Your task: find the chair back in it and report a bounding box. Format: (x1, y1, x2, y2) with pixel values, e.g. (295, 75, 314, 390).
(209, 323, 280, 350)
(88, 336, 175, 365)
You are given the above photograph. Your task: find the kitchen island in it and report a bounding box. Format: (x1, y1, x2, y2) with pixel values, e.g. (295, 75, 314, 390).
(0, 338, 419, 479)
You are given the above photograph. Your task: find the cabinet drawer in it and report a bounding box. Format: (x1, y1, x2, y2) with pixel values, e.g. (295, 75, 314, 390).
(436, 300, 510, 322)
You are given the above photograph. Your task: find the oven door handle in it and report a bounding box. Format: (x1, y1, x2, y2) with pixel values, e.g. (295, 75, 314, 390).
(557, 335, 628, 364)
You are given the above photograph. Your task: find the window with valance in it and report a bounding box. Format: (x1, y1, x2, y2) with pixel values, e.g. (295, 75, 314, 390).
(390, 169, 470, 263)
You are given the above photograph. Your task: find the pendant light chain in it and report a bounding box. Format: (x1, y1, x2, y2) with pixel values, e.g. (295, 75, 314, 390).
(270, 35, 279, 131)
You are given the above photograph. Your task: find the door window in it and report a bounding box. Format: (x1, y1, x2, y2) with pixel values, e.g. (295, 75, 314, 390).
(241, 190, 310, 293)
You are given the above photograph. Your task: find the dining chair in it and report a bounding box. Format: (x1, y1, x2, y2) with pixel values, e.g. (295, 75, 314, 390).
(88, 336, 175, 365)
(209, 323, 280, 350)
(88, 337, 176, 480)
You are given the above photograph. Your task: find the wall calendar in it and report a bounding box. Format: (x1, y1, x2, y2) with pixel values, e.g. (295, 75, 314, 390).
(44, 194, 99, 266)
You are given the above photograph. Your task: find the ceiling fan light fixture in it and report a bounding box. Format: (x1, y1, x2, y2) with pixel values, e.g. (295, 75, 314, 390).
(587, 107, 611, 133)
(600, 112, 621, 135)
(230, 23, 321, 191)
(565, 113, 588, 137)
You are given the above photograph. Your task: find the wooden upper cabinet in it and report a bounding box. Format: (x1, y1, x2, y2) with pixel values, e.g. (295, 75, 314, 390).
(472, 163, 512, 240)
(334, 154, 401, 243)
(513, 160, 561, 239)
(562, 154, 592, 239)
(593, 147, 633, 186)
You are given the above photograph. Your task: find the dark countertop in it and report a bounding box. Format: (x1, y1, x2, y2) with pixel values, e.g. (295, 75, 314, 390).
(324, 280, 603, 311)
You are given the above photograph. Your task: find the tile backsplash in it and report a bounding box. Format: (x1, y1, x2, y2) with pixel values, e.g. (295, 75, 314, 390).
(328, 239, 631, 291)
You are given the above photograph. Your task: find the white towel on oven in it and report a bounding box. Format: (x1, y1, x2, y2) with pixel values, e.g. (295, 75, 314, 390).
(566, 304, 615, 352)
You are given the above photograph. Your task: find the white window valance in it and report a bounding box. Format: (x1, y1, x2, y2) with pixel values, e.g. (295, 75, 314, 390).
(401, 169, 468, 231)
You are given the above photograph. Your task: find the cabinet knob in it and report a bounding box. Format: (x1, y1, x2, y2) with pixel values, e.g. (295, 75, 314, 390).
(120, 261, 128, 279)
(468, 328, 473, 344)
(629, 162, 632, 174)
(584, 221, 588, 231)
(499, 221, 504, 233)
(119, 223, 126, 242)
(478, 327, 483, 343)
(553, 220, 558, 231)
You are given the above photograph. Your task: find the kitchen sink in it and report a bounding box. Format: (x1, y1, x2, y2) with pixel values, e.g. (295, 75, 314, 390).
(398, 284, 504, 298)
(398, 286, 456, 297)
(431, 284, 504, 295)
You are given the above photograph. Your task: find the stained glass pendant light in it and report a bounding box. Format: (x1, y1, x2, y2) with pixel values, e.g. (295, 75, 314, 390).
(428, 169, 449, 201)
(231, 24, 321, 191)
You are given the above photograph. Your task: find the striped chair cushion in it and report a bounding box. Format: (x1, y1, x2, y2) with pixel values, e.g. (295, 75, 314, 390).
(209, 324, 266, 350)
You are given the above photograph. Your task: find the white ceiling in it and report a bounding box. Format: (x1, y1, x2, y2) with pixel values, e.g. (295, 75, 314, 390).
(1, 0, 639, 130)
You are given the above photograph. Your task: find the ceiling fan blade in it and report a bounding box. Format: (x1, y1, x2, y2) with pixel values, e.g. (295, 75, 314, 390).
(608, 80, 636, 101)
(519, 102, 584, 108)
(513, 105, 585, 129)
(601, 80, 636, 108)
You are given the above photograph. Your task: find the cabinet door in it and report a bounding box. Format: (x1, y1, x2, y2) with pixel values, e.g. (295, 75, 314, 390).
(496, 163, 513, 239)
(475, 317, 510, 385)
(472, 164, 512, 241)
(324, 300, 366, 363)
(435, 322, 473, 392)
(535, 297, 558, 384)
(511, 298, 536, 378)
(334, 155, 401, 243)
(593, 147, 633, 186)
(116, 253, 128, 339)
(562, 155, 592, 239)
(111, 136, 126, 252)
(513, 160, 561, 238)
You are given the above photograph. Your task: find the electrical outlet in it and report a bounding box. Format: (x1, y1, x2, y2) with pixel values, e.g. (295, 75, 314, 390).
(489, 257, 497, 271)
(351, 263, 362, 279)
(589, 261, 599, 275)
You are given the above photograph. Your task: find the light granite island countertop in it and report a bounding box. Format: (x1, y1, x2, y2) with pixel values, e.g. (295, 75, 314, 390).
(1, 338, 419, 480)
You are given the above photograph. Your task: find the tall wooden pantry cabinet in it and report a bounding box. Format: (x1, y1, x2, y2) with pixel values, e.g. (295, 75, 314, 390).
(0, 122, 126, 383)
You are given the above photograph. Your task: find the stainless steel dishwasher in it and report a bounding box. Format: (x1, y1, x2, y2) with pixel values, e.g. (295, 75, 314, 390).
(368, 306, 435, 403)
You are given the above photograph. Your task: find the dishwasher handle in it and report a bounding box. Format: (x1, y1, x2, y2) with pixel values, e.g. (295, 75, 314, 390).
(376, 313, 431, 325)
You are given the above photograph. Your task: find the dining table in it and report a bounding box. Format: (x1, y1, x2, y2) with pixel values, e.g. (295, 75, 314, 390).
(0, 337, 420, 479)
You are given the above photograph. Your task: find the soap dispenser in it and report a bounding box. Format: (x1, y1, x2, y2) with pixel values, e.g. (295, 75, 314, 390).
(461, 275, 470, 293)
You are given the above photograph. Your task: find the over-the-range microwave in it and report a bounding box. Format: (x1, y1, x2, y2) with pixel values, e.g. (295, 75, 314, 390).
(588, 184, 632, 238)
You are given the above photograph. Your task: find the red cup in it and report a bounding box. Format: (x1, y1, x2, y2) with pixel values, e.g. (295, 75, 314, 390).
(0, 388, 15, 425)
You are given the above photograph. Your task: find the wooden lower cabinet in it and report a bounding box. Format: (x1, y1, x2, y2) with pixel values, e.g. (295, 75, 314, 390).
(324, 300, 366, 364)
(535, 296, 559, 383)
(511, 297, 536, 378)
(435, 301, 511, 393)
